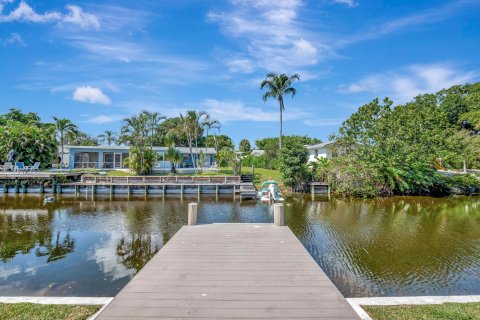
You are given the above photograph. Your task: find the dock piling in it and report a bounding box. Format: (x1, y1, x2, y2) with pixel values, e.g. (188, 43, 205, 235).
(274, 203, 285, 226)
(187, 203, 198, 226)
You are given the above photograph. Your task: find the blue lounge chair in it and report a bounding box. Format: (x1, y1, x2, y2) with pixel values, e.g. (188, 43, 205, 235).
(14, 162, 25, 172)
(26, 162, 41, 172)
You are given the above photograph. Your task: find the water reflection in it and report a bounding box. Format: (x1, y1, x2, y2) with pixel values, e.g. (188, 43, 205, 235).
(1, 194, 480, 297)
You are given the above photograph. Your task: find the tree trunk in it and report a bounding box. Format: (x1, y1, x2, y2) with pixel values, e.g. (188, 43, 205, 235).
(279, 97, 283, 150)
(60, 132, 64, 167)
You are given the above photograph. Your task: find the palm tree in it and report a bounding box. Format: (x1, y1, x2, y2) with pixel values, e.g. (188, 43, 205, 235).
(164, 144, 182, 174)
(179, 110, 207, 173)
(143, 111, 166, 148)
(202, 116, 220, 153)
(260, 73, 300, 150)
(53, 117, 78, 164)
(98, 130, 117, 146)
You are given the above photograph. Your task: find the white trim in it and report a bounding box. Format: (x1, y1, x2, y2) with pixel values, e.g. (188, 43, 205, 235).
(347, 295, 480, 320)
(0, 296, 113, 305)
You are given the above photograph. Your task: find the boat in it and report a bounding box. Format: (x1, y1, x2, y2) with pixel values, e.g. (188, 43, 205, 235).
(43, 196, 55, 203)
(258, 180, 284, 202)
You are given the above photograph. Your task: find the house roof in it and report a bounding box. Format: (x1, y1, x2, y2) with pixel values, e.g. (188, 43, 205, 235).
(250, 149, 265, 156)
(66, 145, 217, 154)
(305, 141, 335, 150)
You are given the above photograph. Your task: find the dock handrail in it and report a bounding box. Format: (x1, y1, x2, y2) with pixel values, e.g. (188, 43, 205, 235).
(80, 175, 241, 184)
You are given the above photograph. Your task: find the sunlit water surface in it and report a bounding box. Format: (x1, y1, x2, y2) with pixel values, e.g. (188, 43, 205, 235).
(1, 194, 479, 297)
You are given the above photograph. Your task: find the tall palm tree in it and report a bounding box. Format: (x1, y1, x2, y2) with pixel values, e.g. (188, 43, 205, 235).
(179, 110, 207, 173)
(98, 130, 117, 146)
(260, 73, 300, 150)
(53, 117, 78, 164)
(202, 115, 220, 156)
(143, 111, 166, 148)
(164, 144, 182, 174)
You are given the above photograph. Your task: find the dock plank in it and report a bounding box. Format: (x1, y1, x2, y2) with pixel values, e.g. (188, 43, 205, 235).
(96, 224, 359, 319)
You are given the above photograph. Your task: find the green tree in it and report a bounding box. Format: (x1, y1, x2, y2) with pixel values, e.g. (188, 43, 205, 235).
(260, 73, 300, 150)
(98, 130, 117, 146)
(278, 139, 309, 191)
(202, 116, 220, 153)
(0, 108, 41, 125)
(144, 111, 166, 148)
(205, 135, 233, 153)
(0, 112, 57, 166)
(239, 139, 251, 153)
(164, 144, 182, 174)
(52, 117, 78, 164)
(66, 130, 98, 146)
(120, 112, 158, 175)
(156, 117, 188, 146)
(177, 111, 207, 173)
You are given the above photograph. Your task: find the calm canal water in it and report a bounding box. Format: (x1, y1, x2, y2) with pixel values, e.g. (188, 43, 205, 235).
(1, 194, 479, 298)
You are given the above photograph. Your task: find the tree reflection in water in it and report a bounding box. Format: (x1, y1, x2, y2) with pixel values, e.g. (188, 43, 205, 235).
(36, 232, 75, 263)
(116, 234, 159, 272)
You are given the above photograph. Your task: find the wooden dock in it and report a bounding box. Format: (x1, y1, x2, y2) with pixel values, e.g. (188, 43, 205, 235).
(97, 222, 359, 319)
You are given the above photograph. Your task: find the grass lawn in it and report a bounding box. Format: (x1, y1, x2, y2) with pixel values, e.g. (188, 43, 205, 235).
(364, 303, 480, 320)
(200, 167, 282, 189)
(0, 303, 99, 320)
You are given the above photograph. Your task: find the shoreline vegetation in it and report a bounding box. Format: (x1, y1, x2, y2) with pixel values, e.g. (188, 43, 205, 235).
(364, 302, 480, 320)
(0, 303, 99, 320)
(2, 82, 480, 198)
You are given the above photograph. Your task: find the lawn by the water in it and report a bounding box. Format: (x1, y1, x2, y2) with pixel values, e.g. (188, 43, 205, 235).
(0, 303, 99, 320)
(364, 302, 480, 320)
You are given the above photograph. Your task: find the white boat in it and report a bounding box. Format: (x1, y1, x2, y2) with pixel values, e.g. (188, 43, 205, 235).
(258, 181, 284, 202)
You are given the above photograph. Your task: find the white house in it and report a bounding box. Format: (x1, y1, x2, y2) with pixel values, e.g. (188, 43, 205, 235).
(305, 141, 335, 162)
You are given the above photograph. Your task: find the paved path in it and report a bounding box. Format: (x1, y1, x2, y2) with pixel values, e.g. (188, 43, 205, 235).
(97, 223, 360, 319)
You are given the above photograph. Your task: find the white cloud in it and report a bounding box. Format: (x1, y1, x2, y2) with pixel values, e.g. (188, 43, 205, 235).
(85, 114, 125, 124)
(304, 118, 344, 127)
(225, 58, 255, 73)
(61, 5, 100, 29)
(0, 1, 100, 29)
(332, 0, 358, 7)
(73, 86, 111, 105)
(208, 0, 329, 73)
(339, 63, 478, 103)
(3, 32, 25, 46)
(338, 0, 478, 46)
(198, 99, 309, 123)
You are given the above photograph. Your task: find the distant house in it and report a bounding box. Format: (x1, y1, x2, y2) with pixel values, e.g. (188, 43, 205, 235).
(250, 149, 265, 157)
(64, 145, 216, 171)
(305, 141, 336, 162)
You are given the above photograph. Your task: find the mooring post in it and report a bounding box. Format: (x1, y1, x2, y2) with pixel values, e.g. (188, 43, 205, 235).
(188, 202, 198, 226)
(274, 203, 285, 226)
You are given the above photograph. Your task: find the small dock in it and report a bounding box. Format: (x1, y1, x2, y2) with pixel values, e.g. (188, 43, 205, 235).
(309, 182, 330, 195)
(97, 213, 359, 319)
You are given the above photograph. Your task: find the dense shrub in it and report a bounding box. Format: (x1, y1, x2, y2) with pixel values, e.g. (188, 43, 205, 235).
(278, 140, 309, 191)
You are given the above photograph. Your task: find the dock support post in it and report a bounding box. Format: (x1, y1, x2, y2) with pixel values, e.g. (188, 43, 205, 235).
(274, 203, 284, 226)
(181, 184, 184, 196)
(215, 184, 219, 195)
(188, 202, 198, 226)
(162, 185, 165, 197)
(197, 185, 201, 197)
(75, 185, 78, 196)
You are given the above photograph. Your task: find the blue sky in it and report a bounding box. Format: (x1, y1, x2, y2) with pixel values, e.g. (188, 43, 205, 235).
(1, 0, 480, 146)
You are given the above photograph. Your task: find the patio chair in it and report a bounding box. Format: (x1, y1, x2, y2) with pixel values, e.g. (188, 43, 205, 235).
(2, 162, 13, 172)
(14, 162, 26, 173)
(26, 162, 41, 172)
